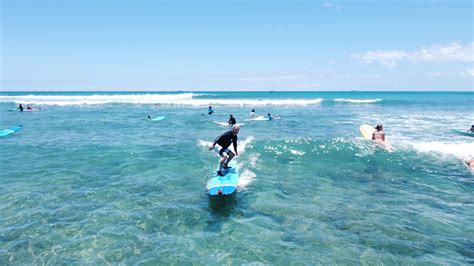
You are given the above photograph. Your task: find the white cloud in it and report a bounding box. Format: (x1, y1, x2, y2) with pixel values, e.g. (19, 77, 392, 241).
(322, 3, 344, 10)
(427, 68, 474, 77)
(466, 68, 474, 76)
(352, 42, 474, 67)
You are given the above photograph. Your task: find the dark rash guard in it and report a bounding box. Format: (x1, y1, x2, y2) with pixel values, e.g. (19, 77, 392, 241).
(213, 130, 238, 151)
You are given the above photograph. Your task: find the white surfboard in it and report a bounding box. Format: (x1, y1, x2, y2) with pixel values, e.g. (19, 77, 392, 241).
(213, 121, 244, 127)
(359, 124, 375, 140)
(245, 115, 280, 121)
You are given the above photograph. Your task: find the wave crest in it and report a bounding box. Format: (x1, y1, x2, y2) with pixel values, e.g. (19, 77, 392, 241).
(0, 94, 323, 106)
(410, 141, 474, 159)
(333, 98, 383, 103)
(0, 93, 195, 106)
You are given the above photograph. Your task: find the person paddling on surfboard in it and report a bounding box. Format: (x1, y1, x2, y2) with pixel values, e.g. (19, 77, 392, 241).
(228, 114, 236, 125)
(372, 124, 385, 142)
(207, 106, 215, 115)
(209, 124, 240, 176)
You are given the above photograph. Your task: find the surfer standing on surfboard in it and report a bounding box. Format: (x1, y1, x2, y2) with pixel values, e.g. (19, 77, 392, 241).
(228, 114, 236, 125)
(209, 124, 240, 176)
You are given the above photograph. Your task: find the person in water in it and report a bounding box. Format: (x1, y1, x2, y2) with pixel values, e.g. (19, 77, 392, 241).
(207, 106, 214, 115)
(17, 104, 23, 112)
(209, 124, 240, 176)
(228, 114, 236, 125)
(463, 158, 474, 170)
(147, 115, 151, 120)
(267, 113, 273, 120)
(26, 105, 32, 110)
(372, 124, 386, 142)
(468, 125, 474, 132)
(249, 109, 256, 118)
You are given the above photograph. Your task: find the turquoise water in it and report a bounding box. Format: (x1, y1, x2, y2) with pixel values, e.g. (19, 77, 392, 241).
(0, 91, 473, 264)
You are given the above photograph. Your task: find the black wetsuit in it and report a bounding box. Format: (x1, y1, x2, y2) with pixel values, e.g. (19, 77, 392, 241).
(213, 130, 237, 155)
(228, 117, 236, 125)
(17, 105, 23, 112)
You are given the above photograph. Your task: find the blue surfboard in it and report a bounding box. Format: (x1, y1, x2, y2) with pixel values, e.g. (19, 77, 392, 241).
(149, 115, 165, 121)
(208, 161, 238, 196)
(0, 125, 22, 137)
(452, 129, 474, 137)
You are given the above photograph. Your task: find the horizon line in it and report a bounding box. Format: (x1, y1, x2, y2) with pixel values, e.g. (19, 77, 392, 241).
(0, 90, 474, 94)
(0, 90, 473, 93)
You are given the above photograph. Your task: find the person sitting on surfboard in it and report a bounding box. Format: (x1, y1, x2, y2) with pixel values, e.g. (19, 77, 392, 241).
(209, 124, 240, 176)
(207, 106, 214, 115)
(249, 109, 256, 118)
(17, 104, 23, 112)
(372, 124, 385, 142)
(228, 114, 236, 125)
(267, 113, 273, 120)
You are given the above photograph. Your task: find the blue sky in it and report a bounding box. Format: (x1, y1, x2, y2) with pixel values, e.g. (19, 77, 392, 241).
(1, 0, 473, 91)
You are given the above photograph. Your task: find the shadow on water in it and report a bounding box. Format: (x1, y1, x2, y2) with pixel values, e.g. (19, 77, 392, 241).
(208, 193, 237, 217)
(203, 193, 237, 232)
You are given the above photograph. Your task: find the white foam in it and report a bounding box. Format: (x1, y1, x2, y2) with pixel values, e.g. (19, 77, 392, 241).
(237, 169, 256, 189)
(410, 141, 474, 159)
(0, 93, 194, 106)
(290, 149, 306, 156)
(0, 94, 323, 106)
(247, 153, 260, 168)
(333, 98, 383, 103)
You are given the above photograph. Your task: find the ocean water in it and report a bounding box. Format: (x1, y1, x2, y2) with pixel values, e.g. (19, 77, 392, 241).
(0, 91, 473, 264)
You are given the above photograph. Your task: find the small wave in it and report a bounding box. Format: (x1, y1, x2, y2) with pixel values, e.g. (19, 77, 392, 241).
(410, 141, 474, 159)
(147, 98, 323, 106)
(0, 93, 195, 106)
(0, 94, 323, 106)
(333, 98, 383, 103)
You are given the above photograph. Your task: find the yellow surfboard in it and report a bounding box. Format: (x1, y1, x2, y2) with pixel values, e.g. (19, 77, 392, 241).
(359, 124, 375, 140)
